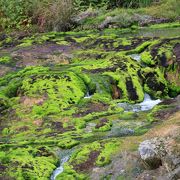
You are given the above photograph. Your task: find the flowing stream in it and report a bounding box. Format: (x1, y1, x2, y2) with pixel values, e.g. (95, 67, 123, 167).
(50, 156, 69, 180)
(84, 91, 92, 99)
(50, 149, 73, 180)
(118, 93, 161, 112)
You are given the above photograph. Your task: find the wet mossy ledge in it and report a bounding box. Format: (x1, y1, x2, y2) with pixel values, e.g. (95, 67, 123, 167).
(0, 28, 180, 179)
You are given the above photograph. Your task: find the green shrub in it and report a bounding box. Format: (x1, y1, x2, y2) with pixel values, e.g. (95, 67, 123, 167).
(73, 0, 154, 10)
(0, 0, 74, 31)
(0, 0, 32, 29)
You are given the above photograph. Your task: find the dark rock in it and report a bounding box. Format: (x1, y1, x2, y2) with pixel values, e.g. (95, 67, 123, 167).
(126, 77, 138, 101)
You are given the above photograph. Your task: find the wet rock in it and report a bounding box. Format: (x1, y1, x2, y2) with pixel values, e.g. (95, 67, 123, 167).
(85, 123, 96, 133)
(108, 127, 134, 137)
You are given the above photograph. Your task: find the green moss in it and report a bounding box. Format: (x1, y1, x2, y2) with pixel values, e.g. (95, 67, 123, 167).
(147, 104, 172, 122)
(19, 71, 87, 118)
(133, 41, 152, 53)
(118, 112, 136, 120)
(141, 51, 155, 65)
(56, 41, 70, 46)
(56, 164, 87, 180)
(142, 67, 169, 98)
(121, 38, 131, 46)
(0, 29, 179, 180)
(96, 140, 120, 166)
(0, 56, 11, 64)
(1, 147, 58, 180)
(69, 141, 101, 165)
(18, 38, 34, 47)
(149, 22, 180, 29)
(72, 36, 90, 43)
(168, 84, 180, 97)
(94, 120, 112, 132)
(58, 138, 80, 149)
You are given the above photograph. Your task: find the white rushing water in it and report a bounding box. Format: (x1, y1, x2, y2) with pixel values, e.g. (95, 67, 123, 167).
(129, 54, 141, 62)
(118, 93, 161, 112)
(84, 91, 92, 99)
(50, 156, 69, 180)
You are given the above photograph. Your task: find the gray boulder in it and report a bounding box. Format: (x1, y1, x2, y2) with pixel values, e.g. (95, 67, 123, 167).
(138, 138, 165, 169)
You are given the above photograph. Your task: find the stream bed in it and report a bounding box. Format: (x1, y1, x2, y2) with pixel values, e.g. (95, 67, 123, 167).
(118, 93, 161, 112)
(50, 150, 73, 180)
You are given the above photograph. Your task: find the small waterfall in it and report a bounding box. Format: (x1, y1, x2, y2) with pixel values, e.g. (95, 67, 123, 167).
(118, 93, 161, 112)
(50, 155, 69, 180)
(138, 93, 161, 111)
(84, 91, 92, 99)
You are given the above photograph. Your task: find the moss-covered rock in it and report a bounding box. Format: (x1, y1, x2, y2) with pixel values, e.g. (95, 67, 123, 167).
(0, 28, 179, 179)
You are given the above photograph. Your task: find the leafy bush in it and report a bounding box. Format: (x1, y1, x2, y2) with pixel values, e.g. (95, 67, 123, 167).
(0, 0, 74, 31)
(0, 0, 32, 29)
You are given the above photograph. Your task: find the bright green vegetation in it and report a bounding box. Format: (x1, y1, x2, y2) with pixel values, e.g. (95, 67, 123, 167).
(0, 26, 179, 179)
(0, 56, 11, 64)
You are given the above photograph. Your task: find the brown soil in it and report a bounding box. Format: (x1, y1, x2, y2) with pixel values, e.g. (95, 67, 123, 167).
(73, 102, 109, 118)
(112, 84, 122, 99)
(95, 118, 108, 129)
(51, 121, 66, 133)
(73, 150, 100, 172)
(154, 106, 180, 120)
(20, 96, 45, 107)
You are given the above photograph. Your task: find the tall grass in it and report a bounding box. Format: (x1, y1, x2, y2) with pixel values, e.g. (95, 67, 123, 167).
(124, 0, 153, 7)
(32, 0, 74, 31)
(145, 0, 180, 18)
(73, 0, 154, 9)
